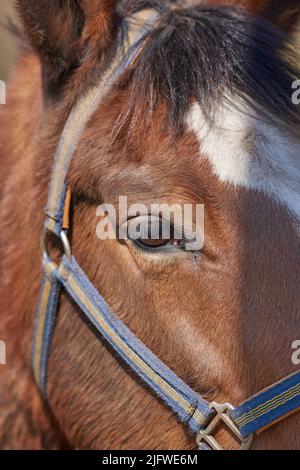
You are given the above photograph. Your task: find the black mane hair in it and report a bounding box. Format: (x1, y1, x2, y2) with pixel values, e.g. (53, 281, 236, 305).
(116, 1, 300, 135)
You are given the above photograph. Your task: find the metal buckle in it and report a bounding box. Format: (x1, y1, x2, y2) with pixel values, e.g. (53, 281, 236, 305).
(41, 228, 72, 267)
(196, 402, 253, 451)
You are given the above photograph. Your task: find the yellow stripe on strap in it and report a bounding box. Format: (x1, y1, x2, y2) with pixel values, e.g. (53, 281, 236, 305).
(33, 261, 58, 386)
(235, 382, 300, 426)
(33, 278, 52, 385)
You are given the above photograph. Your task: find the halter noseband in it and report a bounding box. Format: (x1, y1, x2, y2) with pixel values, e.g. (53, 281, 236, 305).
(32, 9, 300, 450)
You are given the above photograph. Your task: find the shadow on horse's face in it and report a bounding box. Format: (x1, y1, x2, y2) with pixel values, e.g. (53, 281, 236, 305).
(1, 0, 300, 449)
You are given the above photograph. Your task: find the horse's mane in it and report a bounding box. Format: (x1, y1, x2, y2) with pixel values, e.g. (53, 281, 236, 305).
(115, 1, 300, 136)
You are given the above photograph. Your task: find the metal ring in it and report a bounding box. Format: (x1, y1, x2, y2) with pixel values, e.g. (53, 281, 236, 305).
(41, 228, 72, 266)
(196, 402, 253, 451)
(60, 230, 72, 260)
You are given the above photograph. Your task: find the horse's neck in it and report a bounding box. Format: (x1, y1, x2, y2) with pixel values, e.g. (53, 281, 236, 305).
(0, 54, 68, 448)
(1, 54, 45, 348)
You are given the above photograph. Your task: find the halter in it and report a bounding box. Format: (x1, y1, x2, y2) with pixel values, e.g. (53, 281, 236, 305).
(32, 9, 300, 450)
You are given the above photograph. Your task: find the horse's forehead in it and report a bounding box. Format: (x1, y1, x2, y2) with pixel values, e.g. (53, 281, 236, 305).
(73, 96, 206, 200)
(75, 91, 300, 220)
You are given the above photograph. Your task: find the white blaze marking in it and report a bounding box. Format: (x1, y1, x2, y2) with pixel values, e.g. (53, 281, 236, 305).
(186, 101, 300, 219)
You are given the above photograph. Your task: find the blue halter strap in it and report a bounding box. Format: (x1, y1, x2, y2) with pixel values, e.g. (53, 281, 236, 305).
(32, 9, 300, 450)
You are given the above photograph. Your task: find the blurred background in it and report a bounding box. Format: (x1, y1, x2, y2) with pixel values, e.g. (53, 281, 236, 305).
(0, 0, 19, 81)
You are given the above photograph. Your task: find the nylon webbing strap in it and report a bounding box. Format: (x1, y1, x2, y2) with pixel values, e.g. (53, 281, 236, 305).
(230, 370, 300, 437)
(32, 261, 59, 392)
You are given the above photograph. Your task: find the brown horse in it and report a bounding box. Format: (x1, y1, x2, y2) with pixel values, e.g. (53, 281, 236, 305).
(0, 0, 300, 450)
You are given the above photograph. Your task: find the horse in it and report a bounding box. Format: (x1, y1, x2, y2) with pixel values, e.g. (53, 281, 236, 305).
(0, 0, 300, 450)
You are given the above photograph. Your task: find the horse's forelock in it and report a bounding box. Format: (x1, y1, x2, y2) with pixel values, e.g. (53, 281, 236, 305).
(116, 4, 300, 139)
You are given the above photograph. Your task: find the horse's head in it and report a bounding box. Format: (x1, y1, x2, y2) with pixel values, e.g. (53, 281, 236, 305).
(17, 0, 300, 449)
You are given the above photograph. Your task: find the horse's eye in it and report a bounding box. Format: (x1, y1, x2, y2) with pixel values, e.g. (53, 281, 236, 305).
(136, 237, 184, 249)
(126, 216, 184, 251)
